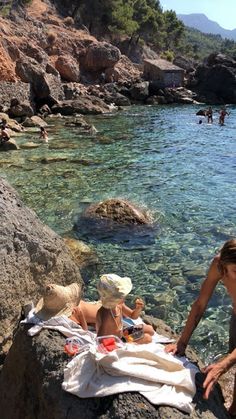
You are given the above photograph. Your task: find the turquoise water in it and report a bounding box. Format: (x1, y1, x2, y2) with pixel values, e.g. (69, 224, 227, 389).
(1, 104, 236, 362)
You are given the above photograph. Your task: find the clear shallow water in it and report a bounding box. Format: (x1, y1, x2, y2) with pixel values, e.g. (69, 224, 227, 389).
(1, 104, 236, 362)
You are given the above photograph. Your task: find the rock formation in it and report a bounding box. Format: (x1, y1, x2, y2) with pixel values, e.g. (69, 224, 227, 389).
(0, 317, 230, 419)
(0, 178, 83, 356)
(82, 198, 152, 225)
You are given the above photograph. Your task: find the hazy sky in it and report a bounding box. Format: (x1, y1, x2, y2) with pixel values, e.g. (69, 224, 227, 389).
(162, 0, 236, 30)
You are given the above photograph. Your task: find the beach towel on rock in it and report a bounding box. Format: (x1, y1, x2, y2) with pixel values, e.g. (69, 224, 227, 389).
(63, 342, 198, 413)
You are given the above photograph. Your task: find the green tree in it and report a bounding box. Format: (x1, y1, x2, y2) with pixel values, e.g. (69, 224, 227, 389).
(109, 0, 138, 36)
(163, 10, 185, 50)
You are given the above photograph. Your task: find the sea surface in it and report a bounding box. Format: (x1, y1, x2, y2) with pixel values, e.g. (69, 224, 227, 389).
(1, 104, 236, 363)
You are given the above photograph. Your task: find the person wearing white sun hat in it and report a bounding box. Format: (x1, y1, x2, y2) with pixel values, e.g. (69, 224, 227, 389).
(96, 273, 154, 344)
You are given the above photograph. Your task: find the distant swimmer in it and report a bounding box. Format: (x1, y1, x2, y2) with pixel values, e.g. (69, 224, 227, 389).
(219, 107, 229, 126)
(39, 126, 48, 143)
(0, 120, 10, 144)
(206, 106, 213, 124)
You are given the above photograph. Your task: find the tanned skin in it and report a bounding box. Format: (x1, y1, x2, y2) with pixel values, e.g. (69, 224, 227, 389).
(165, 255, 236, 415)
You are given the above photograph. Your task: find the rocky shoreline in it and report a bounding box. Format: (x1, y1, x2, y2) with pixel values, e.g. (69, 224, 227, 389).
(1, 0, 236, 140)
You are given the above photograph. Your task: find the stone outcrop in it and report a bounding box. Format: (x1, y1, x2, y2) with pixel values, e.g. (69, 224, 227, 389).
(83, 198, 152, 225)
(0, 81, 34, 111)
(80, 42, 121, 72)
(55, 55, 80, 82)
(190, 53, 236, 104)
(0, 139, 19, 151)
(0, 178, 83, 355)
(0, 318, 230, 419)
(51, 96, 110, 115)
(8, 98, 34, 118)
(15, 56, 64, 103)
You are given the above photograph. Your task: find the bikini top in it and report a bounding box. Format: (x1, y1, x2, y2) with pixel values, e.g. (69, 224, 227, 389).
(110, 307, 123, 336)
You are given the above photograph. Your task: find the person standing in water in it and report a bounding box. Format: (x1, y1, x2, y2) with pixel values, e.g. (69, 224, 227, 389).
(206, 106, 213, 124)
(165, 239, 236, 417)
(39, 126, 48, 143)
(219, 107, 229, 126)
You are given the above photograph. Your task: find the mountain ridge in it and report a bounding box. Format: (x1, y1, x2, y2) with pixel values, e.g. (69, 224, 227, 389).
(177, 13, 236, 41)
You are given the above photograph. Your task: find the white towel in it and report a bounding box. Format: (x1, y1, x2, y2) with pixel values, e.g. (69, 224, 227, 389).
(63, 342, 198, 413)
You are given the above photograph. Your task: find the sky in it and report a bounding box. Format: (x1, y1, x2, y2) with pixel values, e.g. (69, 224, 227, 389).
(161, 0, 236, 30)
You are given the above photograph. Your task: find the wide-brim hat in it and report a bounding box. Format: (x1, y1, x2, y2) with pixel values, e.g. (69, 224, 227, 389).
(97, 273, 132, 309)
(35, 283, 81, 320)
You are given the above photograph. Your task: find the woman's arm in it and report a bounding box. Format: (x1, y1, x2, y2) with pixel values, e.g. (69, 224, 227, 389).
(165, 256, 221, 355)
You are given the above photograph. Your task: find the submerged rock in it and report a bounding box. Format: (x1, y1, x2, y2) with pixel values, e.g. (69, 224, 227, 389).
(74, 199, 156, 246)
(83, 198, 152, 225)
(74, 198, 156, 248)
(0, 139, 19, 151)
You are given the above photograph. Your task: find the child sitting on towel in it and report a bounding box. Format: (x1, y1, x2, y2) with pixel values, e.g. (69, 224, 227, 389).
(96, 274, 154, 344)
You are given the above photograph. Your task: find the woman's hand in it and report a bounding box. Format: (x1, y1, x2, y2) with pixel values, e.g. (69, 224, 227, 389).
(165, 341, 187, 356)
(202, 360, 228, 399)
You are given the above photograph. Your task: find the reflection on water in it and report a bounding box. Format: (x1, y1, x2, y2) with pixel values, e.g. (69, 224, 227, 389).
(1, 105, 236, 362)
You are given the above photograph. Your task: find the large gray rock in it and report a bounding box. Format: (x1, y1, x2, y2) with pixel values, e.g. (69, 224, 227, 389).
(0, 139, 19, 151)
(83, 198, 152, 225)
(0, 320, 230, 419)
(130, 81, 149, 101)
(0, 81, 34, 110)
(194, 54, 236, 103)
(15, 56, 64, 102)
(74, 199, 155, 245)
(80, 42, 121, 72)
(0, 179, 83, 355)
(55, 55, 80, 82)
(51, 96, 110, 115)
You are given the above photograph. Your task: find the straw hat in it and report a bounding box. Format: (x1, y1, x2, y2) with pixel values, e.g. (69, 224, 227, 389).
(97, 273, 132, 309)
(35, 283, 81, 320)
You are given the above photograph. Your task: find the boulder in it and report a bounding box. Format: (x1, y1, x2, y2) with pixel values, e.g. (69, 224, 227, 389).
(0, 139, 19, 151)
(205, 53, 236, 68)
(195, 63, 236, 103)
(15, 57, 64, 102)
(74, 199, 155, 245)
(130, 81, 149, 101)
(63, 237, 99, 281)
(0, 179, 83, 355)
(0, 321, 230, 419)
(0, 113, 24, 132)
(0, 81, 35, 110)
(80, 42, 121, 72)
(22, 115, 47, 128)
(8, 100, 34, 118)
(173, 56, 195, 72)
(51, 96, 110, 115)
(82, 198, 152, 225)
(55, 55, 80, 82)
(103, 91, 131, 106)
(105, 67, 121, 83)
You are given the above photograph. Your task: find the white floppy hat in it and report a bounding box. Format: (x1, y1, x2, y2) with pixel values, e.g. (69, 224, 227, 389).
(97, 273, 132, 309)
(35, 283, 81, 320)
